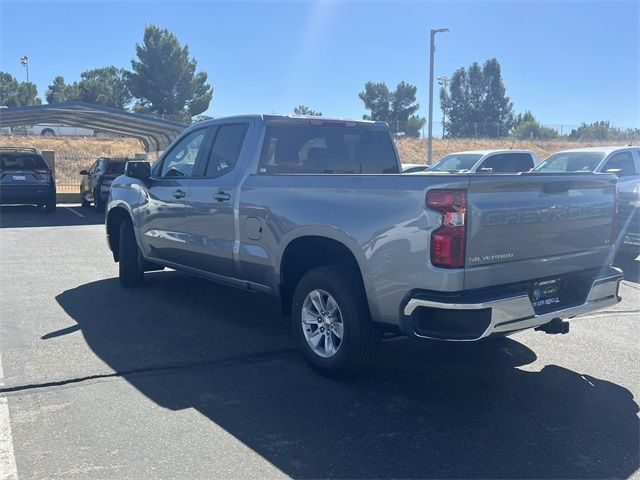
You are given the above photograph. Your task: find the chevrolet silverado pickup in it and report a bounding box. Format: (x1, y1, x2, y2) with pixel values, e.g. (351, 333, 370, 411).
(105, 115, 623, 377)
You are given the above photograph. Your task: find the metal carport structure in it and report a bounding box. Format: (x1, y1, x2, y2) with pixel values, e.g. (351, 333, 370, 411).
(0, 101, 187, 152)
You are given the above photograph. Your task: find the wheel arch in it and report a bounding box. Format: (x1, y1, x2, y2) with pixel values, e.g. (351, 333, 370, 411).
(277, 231, 378, 320)
(106, 204, 133, 262)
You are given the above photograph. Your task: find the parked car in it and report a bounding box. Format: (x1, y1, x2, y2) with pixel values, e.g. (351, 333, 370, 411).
(423, 149, 539, 173)
(533, 146, 640, 260)
(105, 115, 621, 377)
(80, 157, 129, 212)
(27, 123, 94, 137)
(0, 147, 56, 212)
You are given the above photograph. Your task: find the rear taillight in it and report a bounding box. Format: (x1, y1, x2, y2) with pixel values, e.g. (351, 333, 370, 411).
(427, 189, 467, 268)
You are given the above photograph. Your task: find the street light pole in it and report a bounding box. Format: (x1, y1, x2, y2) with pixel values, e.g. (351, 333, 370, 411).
(437, 75, 449, 139)
(20, 56, 29, 83)
(427, 28, 448, 164)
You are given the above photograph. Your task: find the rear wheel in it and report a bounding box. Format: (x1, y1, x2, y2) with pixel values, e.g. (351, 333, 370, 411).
(41, 128, 55, 136)
(119, 218, 144, 287)
(44, 191, 56, 213)
(81, 187, 90, 208)
(94, 188, 105, 212)
(292, 265, 380, 378)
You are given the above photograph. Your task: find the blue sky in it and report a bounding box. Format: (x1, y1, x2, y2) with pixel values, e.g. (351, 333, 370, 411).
(1, 0, 638, 127)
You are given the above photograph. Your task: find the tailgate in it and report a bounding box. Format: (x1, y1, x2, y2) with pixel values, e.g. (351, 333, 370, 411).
(464, 173, 616, 289)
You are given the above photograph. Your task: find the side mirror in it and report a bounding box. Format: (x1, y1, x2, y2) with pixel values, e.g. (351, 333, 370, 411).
(79, 169, 88, 175)
(125, 161, 151, 179)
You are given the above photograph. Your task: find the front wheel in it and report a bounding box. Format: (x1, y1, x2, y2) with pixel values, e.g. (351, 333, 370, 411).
(292, 265, 380, 378)
(119, 218, 144, 287)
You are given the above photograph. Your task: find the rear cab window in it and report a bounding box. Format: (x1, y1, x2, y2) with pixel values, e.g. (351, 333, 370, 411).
(258, 120, 399, 174)
(204, 124, 248, 177)
(106, 161, 127, 175)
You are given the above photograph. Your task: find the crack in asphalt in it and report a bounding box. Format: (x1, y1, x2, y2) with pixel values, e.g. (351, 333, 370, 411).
(0, 348, 299, 396)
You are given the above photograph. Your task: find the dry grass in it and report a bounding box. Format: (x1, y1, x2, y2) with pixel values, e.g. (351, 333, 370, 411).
(0, 134, 626, 186)
(395, 137, 625, 165)
(0, 135, 142, 157)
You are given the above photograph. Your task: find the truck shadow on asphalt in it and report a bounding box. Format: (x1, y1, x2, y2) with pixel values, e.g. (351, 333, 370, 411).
(54, 271, 639, 479)
(0, 204, 104, 228)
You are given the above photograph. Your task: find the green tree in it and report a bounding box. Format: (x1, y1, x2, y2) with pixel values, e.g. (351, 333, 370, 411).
(0, 72, 41, 106)
(440, 58, 514, 138)
(513, 110, 536, 128)
(512, 120, 558, 140)
(511, 111, 557, 140)
(389, 81, 420, 133)
(127, 24, 213, 122)
(78, 66, 132, 109)
(359, 81, 390, 121)
(45, 76, 80, 103)
(567, 121, 639, 141)
(293, 105, 322, 116)
(359, 81, 425, 137)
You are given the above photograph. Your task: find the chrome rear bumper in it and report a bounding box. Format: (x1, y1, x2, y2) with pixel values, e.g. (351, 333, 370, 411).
(403, 268, 623, 341)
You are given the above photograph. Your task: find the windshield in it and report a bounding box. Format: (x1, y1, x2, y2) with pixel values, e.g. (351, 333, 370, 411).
(429, 153, 483, 172)
(534, 152, 605, 172)
(106, 161, 127, 174)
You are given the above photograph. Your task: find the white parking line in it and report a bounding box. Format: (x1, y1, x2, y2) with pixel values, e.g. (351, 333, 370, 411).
(64, 207, 85, 218)
(0, 355, 18, 480)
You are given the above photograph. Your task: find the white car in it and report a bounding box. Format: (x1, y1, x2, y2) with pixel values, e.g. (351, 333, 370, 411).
(534, 146, 640, 260)
(27, 123, 94, 137)
(423, 149, 539, 174)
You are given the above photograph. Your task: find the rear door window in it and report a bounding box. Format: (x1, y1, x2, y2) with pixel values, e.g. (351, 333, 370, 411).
(603, 152, 636, 176)
(258, 123, 399, 174)
(205, 124, 248, 177)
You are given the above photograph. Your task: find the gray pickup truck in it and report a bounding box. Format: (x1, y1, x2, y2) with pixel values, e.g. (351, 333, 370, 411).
(105, 115, 623, 377)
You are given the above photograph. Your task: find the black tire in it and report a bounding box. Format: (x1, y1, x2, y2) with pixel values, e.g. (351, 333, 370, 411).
(81, 187, 90, 208)
(41, 128, 55, 136)
(119, 218, 144, 287)
(94, 188, 105, 212)
(291, 265, 380, 378)
(44, 192, 56, 213)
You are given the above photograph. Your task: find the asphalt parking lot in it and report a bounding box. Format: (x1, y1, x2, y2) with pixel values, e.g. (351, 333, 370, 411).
(0, 204, 638, 479)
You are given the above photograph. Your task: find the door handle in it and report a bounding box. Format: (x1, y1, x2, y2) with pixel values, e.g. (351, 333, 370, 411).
(213, 191, 231, 202)
(173, 189, 186, 199)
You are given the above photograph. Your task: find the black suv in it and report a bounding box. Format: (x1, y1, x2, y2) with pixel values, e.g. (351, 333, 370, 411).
(0, 147, 56, 212)
(80, 157, 128, 212)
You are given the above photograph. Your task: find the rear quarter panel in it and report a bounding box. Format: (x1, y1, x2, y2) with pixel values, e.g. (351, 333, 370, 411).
(238, 174, 469, 325)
